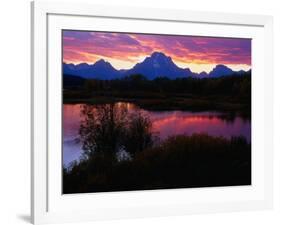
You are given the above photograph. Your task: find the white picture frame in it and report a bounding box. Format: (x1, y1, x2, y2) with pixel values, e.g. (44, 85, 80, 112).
(31, 1, 274, 224)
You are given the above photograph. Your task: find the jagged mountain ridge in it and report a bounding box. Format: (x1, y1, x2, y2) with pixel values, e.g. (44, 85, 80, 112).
(63, 51, 248, 80)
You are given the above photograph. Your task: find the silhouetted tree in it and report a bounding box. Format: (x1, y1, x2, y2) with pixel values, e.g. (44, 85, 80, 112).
(79, 103, 156, 160)
(79, 103, 128, 159)
(123, 111, 154, 156)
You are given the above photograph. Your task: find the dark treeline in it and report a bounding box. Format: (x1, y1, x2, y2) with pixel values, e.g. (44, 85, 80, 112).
(63, 72, 251, 113)
(64, 72, 251, 99)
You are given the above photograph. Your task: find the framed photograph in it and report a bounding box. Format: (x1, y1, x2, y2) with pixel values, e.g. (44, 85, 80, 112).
(31, 1, 273, 224)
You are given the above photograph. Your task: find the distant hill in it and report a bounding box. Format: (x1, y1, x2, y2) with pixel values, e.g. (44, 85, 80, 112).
(208, 65, 234, 78)
(63, 59, 120, 80)
(63, 51, 248, 80)
(122, 52, 193, 79)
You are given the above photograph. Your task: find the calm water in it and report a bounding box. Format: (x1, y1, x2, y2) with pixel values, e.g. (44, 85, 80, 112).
(63, 103, 251, 166)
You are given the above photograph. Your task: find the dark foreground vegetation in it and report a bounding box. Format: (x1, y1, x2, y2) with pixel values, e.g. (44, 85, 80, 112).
(63, 72, 251, 115)
(63, 103, 251, 194)
(63, 134, 251, 194)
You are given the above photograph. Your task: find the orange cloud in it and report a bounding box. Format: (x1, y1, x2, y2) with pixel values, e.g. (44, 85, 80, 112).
(63, 31, 251, 72)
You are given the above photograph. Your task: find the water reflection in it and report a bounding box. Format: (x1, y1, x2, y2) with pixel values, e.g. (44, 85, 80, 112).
(63, 103, 251, 166)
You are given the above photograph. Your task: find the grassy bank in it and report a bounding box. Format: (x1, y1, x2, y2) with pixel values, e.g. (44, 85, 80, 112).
(63, 134, 251, 194)
(63, 92, 250, 115)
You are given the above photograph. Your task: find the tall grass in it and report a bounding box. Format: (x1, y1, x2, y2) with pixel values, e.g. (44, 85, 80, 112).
(63, 134, 251, 194)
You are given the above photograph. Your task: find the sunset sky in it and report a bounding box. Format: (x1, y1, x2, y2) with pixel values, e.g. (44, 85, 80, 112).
(63, 30, 251, 73)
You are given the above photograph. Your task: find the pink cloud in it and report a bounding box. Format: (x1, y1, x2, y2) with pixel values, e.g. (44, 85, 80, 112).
(63, 30, 251, 68)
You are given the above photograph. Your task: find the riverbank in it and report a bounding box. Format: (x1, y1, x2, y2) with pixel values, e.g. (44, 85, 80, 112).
(63, 91, 251, 116)
(63, 73, 251, 114)
(63, 134, 251, 194)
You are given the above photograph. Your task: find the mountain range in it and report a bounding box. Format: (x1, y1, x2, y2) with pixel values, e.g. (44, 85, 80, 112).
(63, 52, 249, 80)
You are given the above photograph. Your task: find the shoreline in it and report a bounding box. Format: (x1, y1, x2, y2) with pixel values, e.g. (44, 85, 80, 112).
(63, 95, 251, 117)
